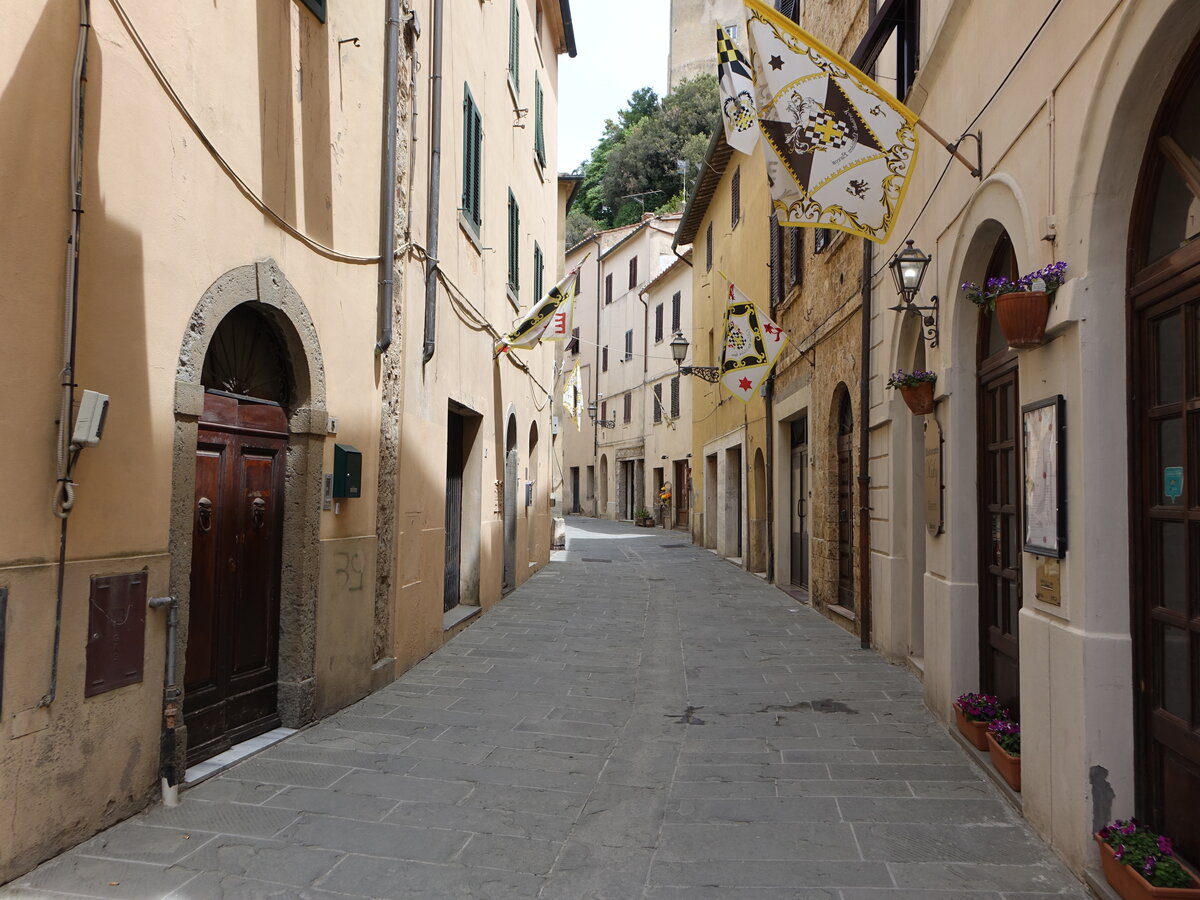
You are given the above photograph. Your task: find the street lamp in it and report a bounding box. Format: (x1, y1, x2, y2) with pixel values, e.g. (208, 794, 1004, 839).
(587, 400, 615, 429)
(670, 330, 722, 383)
(887, 240, 940, 347)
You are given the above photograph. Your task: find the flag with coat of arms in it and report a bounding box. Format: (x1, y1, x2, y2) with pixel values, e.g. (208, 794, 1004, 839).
(720, 283, 788, 402)
(495, 267, 580, 355)
(562, 361, 583, 431)
(717, 23, 760, 156)
(742, 0, 919, 243)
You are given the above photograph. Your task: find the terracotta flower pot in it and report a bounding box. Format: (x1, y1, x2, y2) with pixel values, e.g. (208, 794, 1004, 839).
(954, 703, 989, 750)
(898, 381, 934, 415)
(994, 290, 1051, 349)
(1094, 836, 1200, 899)
(986, 731, 1021, 792)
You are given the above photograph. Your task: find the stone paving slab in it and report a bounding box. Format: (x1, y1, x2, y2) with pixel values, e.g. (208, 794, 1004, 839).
(1, 517, 1091, 899)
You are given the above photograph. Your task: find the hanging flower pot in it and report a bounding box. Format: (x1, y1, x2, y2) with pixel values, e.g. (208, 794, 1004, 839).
(1095, 822, 1200, 899)
(994, 290, 1051, 349)
(886, 370, 936, 416)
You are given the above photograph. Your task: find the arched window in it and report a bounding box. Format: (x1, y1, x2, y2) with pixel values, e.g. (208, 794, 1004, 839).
(201, 304, 290, 404)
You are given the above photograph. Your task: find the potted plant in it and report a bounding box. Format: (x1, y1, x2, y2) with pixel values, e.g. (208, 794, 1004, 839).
(886, 369, 937, 415)
(634, 506, 653, 527)
(1095, 818, 1200, 898)
(985, 718, 1021, 792)
(961, 260, 1068, 349)
(953, 692, 1006, 750)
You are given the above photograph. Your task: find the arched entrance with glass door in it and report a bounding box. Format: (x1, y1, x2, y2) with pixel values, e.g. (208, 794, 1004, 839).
(1129, 36, 1200, 862)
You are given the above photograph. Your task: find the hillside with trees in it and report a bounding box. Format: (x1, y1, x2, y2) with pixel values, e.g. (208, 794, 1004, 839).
(567, 74, 718, 247)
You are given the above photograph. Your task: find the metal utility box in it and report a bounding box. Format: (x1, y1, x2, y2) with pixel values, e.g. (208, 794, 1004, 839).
(332, 444, 362, 499)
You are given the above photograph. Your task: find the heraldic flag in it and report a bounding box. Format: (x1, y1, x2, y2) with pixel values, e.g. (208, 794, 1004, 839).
(743, 0, 919, 243)
(495, 268, 579, 355)
(718, 24, 759, 156)
(720, 283, 788, 402)
(562, 361, 583, 431)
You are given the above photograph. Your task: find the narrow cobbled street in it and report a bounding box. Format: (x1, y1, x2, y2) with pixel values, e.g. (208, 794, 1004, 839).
(5, 519, 1089, 899)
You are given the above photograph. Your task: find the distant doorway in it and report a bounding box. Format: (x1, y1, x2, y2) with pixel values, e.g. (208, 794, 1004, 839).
(444, 412, 465, 612)
(570, 467, 581, 513)
(836, 390, 854, 611)
(790, 416, 809, 590)
(673, 459, 690, 528)
(503, 416, 518, 593)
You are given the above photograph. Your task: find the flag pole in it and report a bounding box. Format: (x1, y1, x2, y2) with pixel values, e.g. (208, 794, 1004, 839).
(916, 119, 982, 179)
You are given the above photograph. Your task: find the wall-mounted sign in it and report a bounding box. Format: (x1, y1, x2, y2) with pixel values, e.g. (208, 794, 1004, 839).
(924, 417, 943, 536)
(1035, 556, 1062, 607)
(1023, 395, 1066, 558)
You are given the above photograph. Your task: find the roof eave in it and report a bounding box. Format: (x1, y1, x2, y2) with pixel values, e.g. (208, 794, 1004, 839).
(674, 127, 733, 248)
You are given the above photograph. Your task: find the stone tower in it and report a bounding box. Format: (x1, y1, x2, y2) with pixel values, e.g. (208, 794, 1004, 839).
(668, 0, 733, 91)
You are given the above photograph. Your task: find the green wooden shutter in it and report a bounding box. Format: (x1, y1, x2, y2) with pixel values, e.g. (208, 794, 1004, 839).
(508, 0, 520, 94)
(533, 242, 544, 300)
(462, 86, 482, 230)
(534, 76, 545, 166)
(507, 191, 520, 293)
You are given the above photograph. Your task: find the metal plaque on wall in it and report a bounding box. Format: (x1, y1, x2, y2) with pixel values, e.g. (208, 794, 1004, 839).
(925, 417, 944, 536)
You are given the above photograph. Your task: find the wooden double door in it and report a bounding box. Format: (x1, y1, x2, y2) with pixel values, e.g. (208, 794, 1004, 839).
(185, 392, 286, 764)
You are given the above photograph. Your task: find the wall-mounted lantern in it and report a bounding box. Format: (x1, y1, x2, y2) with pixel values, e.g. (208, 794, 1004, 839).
(669, 330, 721, 383)
(587, 400, 615, 429)
(887, 240, 940, 347)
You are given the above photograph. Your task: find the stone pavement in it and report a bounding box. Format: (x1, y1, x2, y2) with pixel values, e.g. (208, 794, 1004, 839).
(3, 517, 1090, 899)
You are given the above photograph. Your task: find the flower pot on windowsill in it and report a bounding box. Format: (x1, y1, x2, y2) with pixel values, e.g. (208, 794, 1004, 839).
(1094, 836, 1200, 899)
(985, 732, 1021, 792)
(898, 381, 934, 415)
(954, 703, 990, 750)
(995, 290, 1052, 349)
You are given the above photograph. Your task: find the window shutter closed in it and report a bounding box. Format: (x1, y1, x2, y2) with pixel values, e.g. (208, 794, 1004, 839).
(706, 224, 713, 272)
(671, 292, 681, 331)
(534, 76, 545, 166)
(789, 227, 803, 287)
(654, 383, 663, 423)
(602, 346, 608, 371)
(670, 375, 680, 418)
(605, 273, 613, 304)
(623, 393, 632, 423)
(462, 87, 482, 229)
(533, 243, 544, 301)
(507, 191, 520, 292)
(508, 0, 520, 93)
(629, 256, 638, 288)
(731, 168, 741, 228)
(655, 304, 664, 342)
(769, 214, 783, 307)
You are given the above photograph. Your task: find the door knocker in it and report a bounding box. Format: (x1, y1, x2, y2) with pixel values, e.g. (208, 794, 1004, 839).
(251, 497, 266, 528)
(197, 497, 213, 532)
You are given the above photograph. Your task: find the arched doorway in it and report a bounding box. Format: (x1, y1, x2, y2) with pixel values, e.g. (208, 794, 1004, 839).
(172, 261, 326, 766)
(186, 304, 290, 763)
(977, 232, 1022, 718)
(1129, 36, 1200, 860)
(503, 415, 518, 593)
(835, 386, 854, 611)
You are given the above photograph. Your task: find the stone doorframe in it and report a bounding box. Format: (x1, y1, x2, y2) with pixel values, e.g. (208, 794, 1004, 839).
(168, 259, 328, 761)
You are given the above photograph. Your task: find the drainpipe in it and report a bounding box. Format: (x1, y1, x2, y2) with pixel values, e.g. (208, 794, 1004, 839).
(375, 0, 403, 354)
(42, 0, 91, 709)
(591, 235, 603, 516)
(858, 236, 873, 651)
(148, 595, 179, 805)
(420, 0, 444, 364)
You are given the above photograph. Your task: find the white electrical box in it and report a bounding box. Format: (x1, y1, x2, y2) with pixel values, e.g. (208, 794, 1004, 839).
(71, 390, 109, 447)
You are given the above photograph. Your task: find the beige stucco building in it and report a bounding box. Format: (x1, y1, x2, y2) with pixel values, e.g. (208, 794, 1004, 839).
(0, 0, 573, 882)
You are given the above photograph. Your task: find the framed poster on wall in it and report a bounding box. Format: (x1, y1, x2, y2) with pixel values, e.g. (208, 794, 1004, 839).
(1022, 395, 1066, 558)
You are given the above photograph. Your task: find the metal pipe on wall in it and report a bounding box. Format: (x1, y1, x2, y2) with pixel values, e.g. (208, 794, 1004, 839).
(420, 0, 444, 364)
(375, 0, 403, 353)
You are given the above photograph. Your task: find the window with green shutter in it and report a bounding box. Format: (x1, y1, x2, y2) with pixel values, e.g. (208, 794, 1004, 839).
(508, 0, 520, 95)
(461, 85, 483, 232)
(507, 190, 520, 294)
(534, 75, 546, 167)
(533, 242, 544, 301)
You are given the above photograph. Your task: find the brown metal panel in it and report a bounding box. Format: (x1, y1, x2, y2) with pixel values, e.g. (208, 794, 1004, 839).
(85, 572, 147, 697)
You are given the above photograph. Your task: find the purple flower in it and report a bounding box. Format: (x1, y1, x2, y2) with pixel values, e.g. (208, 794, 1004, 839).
(1114, 844, 1125, 861)
(1144, 855, 1157, 876)
(1158, 835, 1173, 856)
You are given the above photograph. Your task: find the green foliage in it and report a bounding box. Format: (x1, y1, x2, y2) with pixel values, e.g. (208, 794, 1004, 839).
(565, 210, 601, 249)
(572, 75, 718, 230)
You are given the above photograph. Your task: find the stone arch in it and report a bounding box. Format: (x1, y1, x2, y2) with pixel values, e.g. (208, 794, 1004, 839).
(168, 260, 328, 753)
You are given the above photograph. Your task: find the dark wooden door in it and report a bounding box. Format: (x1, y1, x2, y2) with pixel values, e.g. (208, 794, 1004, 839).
(444, 414, 464, 612)
(978, 357, 1022, 716)
(837, 431, 854, 609)
(571, 467, 581, 514)
(185, 392, 285, 765)
(1134, 275, 1200, 862)
(791, 444, 809, 589)
(674, 460, 690, 528)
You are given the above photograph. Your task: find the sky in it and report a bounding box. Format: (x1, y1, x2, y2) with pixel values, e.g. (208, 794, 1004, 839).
(557, 1, 672, 174)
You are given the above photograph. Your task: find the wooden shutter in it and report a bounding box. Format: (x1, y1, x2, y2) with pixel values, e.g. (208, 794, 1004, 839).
(789, 227, 803, 287)
(671, 291, 681, 331)
(624, 329, 633, 360)
(769, 214, 783, 307)
(623, 393, 632, 423)
(629, 256, 638, 288)
(462, 87, 482, 229)
(601, 400, 607, 422)
(507, 191, 520, 292)
(731, 168, 741, 228)
(655, 304, 664, 342)
(602, 346, 608, 371)
(605, 273, 613, 304)
(654, 384, 663, 423)
(508, 0, 520, 93)
(814, 227, 830, 254)
(706, 224, 713, 272)
(671, 375, 680, 418)
(534, 76, 545, 166)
